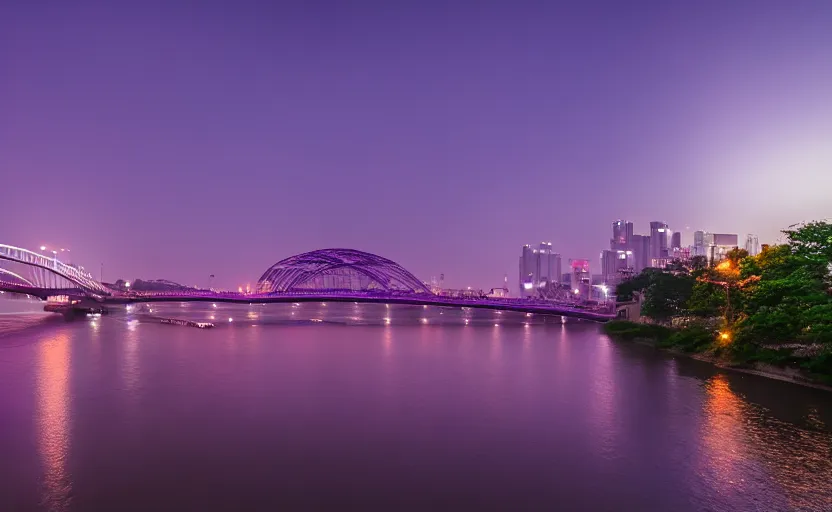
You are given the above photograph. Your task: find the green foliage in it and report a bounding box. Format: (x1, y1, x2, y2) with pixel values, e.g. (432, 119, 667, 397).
(612, 220, 832, 383)
(799, 304, 832, 344)
(641, 272, 694, 322)
(801, 348, 832, 384)
(725, 247, 749, 267)
(603, 321, 672, 340)
(615, 269, 657, 301)
(686, 282, 726, 317)
(784, 221, 832, 266)
(662, 325, 715, 352)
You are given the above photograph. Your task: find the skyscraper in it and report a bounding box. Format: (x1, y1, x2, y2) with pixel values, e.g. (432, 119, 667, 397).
(745, 234, 760, 256)
(519, 243, 561, 297)
(671, 231, 681, 251)
(706, 233, 739, 263)
(693, 231, 705, 256)
(649, 221, 669, 262)
(601, 249, 634, 285)
(630, 234, 650, 273)
(570, 259, 591, 300)
(611, 220, 634, 250)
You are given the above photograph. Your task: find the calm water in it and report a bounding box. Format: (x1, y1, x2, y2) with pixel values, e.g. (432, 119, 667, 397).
(0, 302, 830, 511)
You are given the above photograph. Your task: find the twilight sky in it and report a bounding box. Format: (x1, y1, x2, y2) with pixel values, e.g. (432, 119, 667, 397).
(2, 1, 831, 290)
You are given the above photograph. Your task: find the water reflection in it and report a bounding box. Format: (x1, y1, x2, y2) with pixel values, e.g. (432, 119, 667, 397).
(36, 331, 72, 511)
(2, 309, 830, 511)
(700, 374, 748, 498)
(589, 336, 616, 461)
(700, 374, 832, 510)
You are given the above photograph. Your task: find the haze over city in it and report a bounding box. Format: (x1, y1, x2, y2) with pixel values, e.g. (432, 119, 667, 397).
(2, 1, 831, 289)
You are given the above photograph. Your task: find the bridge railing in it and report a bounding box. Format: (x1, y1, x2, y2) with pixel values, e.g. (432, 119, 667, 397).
(0, 244, 109, 295)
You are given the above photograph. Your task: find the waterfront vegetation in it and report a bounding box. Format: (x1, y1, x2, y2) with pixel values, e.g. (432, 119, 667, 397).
(606, 221, 832, 385)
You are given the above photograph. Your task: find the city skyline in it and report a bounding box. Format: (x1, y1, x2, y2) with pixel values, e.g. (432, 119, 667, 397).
(3, 1, 831, 289)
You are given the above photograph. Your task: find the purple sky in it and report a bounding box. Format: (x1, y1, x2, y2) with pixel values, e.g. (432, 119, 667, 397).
(2, 1, 831, 290)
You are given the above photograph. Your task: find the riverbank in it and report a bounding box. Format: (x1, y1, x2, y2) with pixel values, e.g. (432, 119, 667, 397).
(604, 321, 832, 391)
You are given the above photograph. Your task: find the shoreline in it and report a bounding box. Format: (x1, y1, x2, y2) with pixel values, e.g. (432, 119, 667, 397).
(623, 337, 832, 392)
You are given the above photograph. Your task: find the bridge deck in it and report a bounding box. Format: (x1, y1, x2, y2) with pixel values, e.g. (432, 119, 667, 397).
(103, 293, 616, 322)
(0, 284, 616, 322)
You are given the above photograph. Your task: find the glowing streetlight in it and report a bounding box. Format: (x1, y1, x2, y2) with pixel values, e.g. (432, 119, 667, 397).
(40, 245, 47, 251)
(125, 281, 131, 288)
(716, 260, 732, 271)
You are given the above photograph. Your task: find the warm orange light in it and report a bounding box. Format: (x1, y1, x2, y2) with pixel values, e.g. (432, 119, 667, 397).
(719, 332, 731, 341)
(716, 260, 731, 271)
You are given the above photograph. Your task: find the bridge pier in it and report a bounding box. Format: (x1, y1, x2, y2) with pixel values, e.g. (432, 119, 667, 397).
(44, 296, 108, 318)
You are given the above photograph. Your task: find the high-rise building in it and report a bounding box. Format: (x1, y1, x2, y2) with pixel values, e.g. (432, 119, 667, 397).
(629, 234, 651, 273)
(601, 249, 635, 285)
(693, 231, 706, 256)
(519, 243, 561, 297)
(706, 233, 739, 262)
(745, 234, 760, 256)
(611, 220, 634, 250)
(649, 221, 669, 261)
(671, 231, 681, 251)
(570, 259, 591, 300)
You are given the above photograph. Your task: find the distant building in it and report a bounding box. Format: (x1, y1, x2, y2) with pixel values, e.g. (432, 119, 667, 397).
(570, 259, 591, 300)
(601, 249, 634, 285)
(611, 220, 634, 250)
(671, 231, 681, 251)
(745, 234, 760, 256)
(629, 234, 650, 273)
(693, 230, 706, 256)
(649, 221, 669, 261)
(706, 233, 739, 263)
(519, 243, 561, 297)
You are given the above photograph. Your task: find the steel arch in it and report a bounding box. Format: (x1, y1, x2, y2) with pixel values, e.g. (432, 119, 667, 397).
(257, 248, 431, 294)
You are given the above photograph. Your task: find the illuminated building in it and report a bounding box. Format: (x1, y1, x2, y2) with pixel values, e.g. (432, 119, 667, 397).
(706, 233, 739, 263)
(611, 220, 634, 250)
(601, 249, 634, 285)
(693, 230, 706, 256)
(519, 243, 561, 298)
(649, 221, 669, 261)
(569, 259, 591, 300)
(744, 234, 760, 256)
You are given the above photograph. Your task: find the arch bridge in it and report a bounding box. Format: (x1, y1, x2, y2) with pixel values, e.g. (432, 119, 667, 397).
(0, 244, 109, 299)
(0, 245, 615, 321)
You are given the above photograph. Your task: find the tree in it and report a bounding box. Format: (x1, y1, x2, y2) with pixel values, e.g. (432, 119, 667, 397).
(725, 248, 749, 267)
(686, 281, 726, 318)
(689, 255, 709, 274)
(784, 221, 832, 265)
(615, 268, 658, 301)
(641, 272, 694, 322)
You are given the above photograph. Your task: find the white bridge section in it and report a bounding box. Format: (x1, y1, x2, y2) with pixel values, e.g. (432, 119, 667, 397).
(0, 244, 109, 294)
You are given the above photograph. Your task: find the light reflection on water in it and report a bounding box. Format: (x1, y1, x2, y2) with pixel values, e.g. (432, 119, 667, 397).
(36, 331, 72, 511)
(0, 303, 828, 510)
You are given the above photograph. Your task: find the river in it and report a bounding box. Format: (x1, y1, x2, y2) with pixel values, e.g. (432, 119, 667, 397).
(0, 302, 830, 511)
